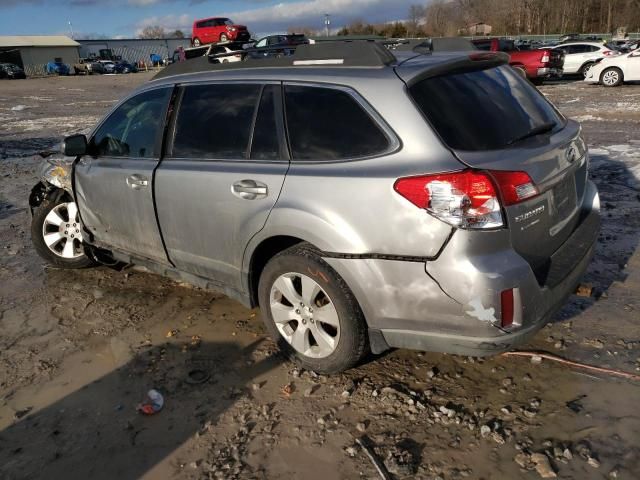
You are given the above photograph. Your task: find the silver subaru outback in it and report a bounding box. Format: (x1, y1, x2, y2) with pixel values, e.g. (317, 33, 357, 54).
(30, 43, 600, 373)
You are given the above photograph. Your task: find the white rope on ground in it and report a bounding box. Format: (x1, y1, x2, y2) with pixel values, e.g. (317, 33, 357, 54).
(501, 350, 640, 382)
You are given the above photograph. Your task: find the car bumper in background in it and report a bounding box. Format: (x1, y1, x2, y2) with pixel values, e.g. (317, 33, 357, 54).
(324, 180, 600, 356)
(537, 67, 563, 78)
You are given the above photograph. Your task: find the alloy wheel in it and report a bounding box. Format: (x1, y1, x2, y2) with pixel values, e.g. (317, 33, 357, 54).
(42, 202, 85, 259)
(269, 272, 340, 359)
(602, 70, 619, 86)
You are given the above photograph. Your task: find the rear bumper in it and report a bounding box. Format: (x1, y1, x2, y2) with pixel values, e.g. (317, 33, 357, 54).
(537, 67, 563, 78)
(324, 180, 600, 356)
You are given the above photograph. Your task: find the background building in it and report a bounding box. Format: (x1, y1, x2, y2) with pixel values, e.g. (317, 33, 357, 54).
(0, 35, 79, 76)
(78, 38, 192, 65)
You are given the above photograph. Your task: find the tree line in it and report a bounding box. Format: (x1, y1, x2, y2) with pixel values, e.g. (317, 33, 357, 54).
(338, 0, 640, 37)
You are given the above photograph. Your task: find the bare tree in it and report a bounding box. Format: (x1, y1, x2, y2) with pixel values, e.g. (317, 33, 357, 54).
(407, 4, 426, 37)
(139, 26, 166, 39)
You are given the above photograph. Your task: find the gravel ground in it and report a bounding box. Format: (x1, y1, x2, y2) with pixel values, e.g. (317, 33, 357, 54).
(0, 72, 639, 480)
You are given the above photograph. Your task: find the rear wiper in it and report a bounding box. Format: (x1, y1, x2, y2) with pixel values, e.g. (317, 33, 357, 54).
(507, 122, 557, 146)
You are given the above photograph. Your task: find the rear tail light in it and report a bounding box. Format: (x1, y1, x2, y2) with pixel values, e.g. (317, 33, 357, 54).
(540, 53, 550, 63)
(500, 289, 514, 328)
(603, 50, 615, 56)
(393, 170, 538, 229)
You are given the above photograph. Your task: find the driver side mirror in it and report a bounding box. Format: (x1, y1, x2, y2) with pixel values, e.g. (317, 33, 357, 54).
(62, 134, 88, 157)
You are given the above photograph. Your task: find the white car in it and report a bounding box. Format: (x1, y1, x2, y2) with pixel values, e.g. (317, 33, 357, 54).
(552, 42, 617, 77)
(584, 50, 640, 87)
(209, 44, 243, 63)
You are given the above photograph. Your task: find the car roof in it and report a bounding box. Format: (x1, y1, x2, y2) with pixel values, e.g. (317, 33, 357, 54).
(149, 43, 507, 91)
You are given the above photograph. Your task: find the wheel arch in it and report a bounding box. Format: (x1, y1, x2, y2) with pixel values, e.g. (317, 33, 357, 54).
(29, 182, 71, 215)
(246, 235, 307, 307)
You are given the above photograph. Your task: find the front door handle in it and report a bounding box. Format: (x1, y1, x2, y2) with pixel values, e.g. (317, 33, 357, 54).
(232, 180, 268, 200)
(126, 174, 149, 190)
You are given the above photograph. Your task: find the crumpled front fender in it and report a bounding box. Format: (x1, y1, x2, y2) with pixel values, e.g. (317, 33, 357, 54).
(38, 154, 74, 193)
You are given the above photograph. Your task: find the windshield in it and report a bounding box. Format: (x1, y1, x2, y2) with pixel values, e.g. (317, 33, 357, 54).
(409, 65, 564, 151)
(224, 19, 234, 26)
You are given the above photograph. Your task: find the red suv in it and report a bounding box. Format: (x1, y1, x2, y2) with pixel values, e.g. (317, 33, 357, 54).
(191, 17, 250, 46)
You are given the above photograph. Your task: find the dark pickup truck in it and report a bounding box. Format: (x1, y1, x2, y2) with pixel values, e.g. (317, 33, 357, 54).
(472, 38, 564, 84)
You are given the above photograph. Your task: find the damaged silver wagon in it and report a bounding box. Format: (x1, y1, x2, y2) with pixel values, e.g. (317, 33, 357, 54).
(30, 43, 600, 373)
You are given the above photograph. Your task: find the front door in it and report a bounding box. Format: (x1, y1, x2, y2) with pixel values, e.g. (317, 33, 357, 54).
(626, 52, 640, 80)
(155, 82, 289, 292)
(74, 86, 173, 263)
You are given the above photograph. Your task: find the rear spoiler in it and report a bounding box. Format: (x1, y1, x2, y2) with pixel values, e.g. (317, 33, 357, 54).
(400, 52, 510, 87)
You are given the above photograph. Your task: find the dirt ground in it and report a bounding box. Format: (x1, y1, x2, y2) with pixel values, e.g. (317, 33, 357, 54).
(0, 72, 639, 480)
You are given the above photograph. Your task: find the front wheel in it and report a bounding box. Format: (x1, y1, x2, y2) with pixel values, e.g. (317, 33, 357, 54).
(31, 193, 94, 269)
(601, 67, 623, 87)
(258, 244, 369, 374)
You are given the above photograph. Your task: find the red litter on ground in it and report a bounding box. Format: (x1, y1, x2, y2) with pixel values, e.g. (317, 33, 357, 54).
(137, 389, 164, 415)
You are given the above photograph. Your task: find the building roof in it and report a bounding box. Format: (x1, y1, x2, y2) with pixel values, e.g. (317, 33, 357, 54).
(0, 35, 80, 48)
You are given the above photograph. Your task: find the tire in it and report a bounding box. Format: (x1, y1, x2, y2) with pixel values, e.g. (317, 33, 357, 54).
(220, 33, 228, 42)
(601, 67, 623, 87)
(258, 243, 369, 374)
(513, 66, 527, 78)
(192, 38, 201, 47)
(580, 62, 595, 79)
(31, 193, 94, 269)
(530, 77, 544, 86)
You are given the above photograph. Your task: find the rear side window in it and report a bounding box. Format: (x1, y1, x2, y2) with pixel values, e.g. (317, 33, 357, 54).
(172, 84, 261, 159)
(410, 66, 564, 151)
(284, 85, 390, 161)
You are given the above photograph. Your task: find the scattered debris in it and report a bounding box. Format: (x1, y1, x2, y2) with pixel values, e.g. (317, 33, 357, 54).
(355, 436, 393, 480)
(137, 389, 164, 415)
(186, 369, 211, 385)
(530, 452, 557, 478)
(281, 383, 294, 397)
(575, 283, 594, 297)
(166, 329, 179, 338)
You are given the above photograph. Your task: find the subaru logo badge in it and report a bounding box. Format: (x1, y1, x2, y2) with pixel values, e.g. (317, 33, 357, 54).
(566, 145, 579, 163)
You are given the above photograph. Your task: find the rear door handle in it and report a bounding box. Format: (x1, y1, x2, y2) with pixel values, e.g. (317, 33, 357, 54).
(232, 180, 268, 200)
(126, 174, 149, 190)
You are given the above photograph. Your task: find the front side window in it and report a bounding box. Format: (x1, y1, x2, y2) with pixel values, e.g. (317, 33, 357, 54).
(91, 88, 170, 158)
(172, 84, 261, 159)
(284, 85, 391, 161)
(256, 38, 267, 48)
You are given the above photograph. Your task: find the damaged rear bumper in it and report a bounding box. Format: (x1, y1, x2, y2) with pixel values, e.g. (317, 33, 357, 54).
(324, 180, 600, 356)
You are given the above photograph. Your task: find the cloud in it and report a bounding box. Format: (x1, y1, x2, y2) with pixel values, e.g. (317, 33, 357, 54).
(220, 0, 417, 32)
(134, 13, 192, 35)
(132, 0, 417, 37)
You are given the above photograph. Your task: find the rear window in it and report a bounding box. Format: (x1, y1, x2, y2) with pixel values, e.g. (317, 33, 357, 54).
(409, 65, 564, 151)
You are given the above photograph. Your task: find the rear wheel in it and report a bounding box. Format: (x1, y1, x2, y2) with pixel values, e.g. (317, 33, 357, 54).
(601, 67, 623, 87)
(258, 244, 369, 373)
(580, 62, 595, 79)
(513, 66, 527, 78)
(31, 194, 94, 269)
(192, 38, 201, 47)
(220, 33, 228, 42)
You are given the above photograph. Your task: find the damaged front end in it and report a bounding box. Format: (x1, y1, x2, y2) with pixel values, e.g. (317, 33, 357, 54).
(29, 154, 75, 214)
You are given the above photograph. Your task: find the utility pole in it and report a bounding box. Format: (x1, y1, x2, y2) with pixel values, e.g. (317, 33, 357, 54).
(324, 14, 331, 37)
(68, 20, 74, 39)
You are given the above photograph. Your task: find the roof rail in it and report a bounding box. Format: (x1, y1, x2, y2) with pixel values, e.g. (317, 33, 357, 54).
(154, 41, 397, 80)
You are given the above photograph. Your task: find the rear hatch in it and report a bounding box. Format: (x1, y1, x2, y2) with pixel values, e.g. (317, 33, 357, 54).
(398, 59, 588, 283)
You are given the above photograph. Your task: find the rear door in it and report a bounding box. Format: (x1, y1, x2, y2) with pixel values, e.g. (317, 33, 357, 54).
(74, 86, 173, 263)
(155, 82, 288, 291)
(407, 65, 587, 276)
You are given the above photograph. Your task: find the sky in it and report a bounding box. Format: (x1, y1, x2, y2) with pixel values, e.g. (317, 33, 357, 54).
(0, 0, 418, 39)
